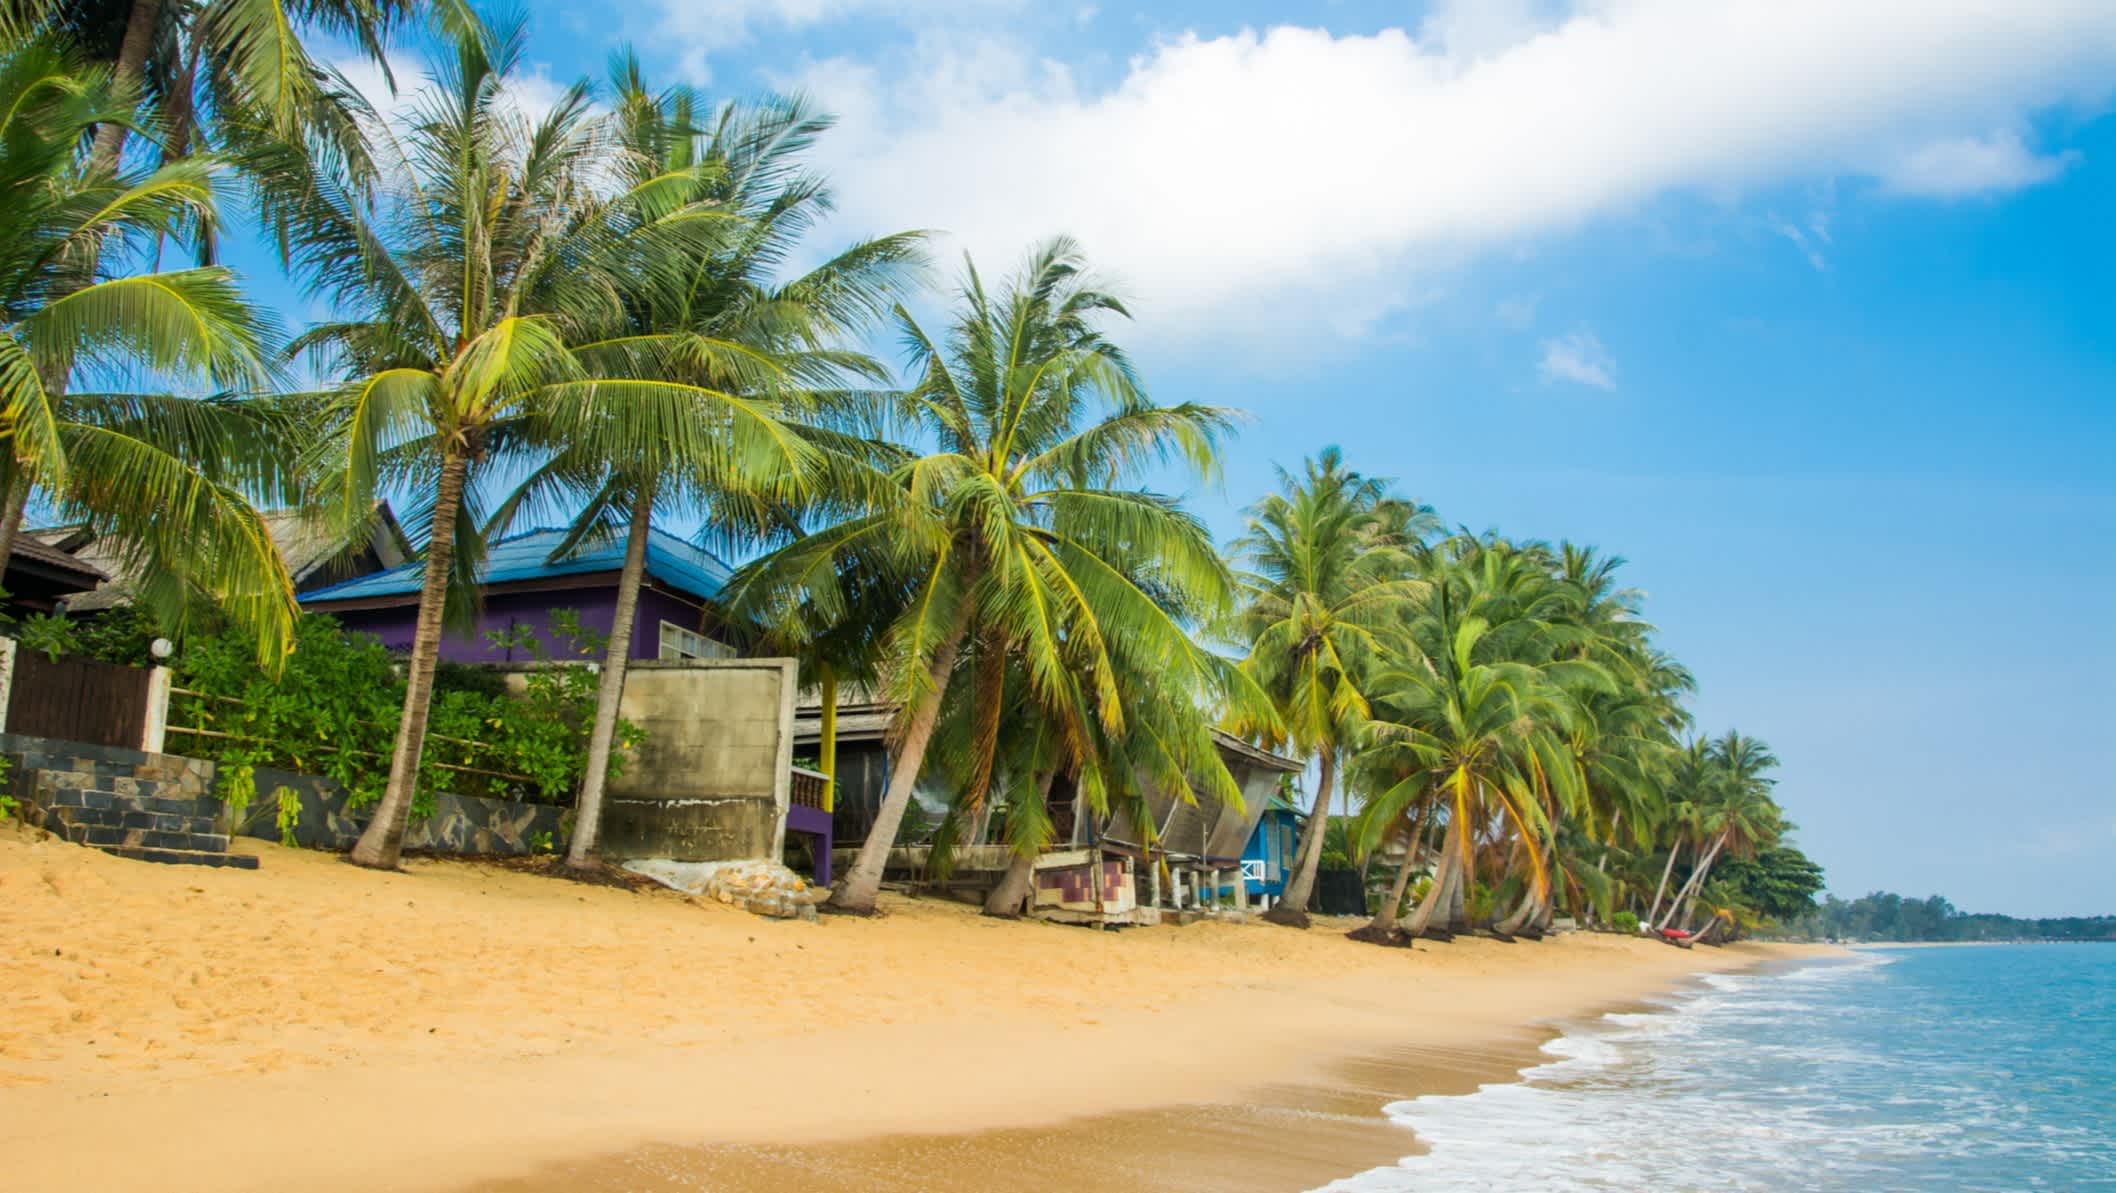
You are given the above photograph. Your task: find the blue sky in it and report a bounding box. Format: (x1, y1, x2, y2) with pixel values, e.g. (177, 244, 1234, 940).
(284, 1, 2115, 915)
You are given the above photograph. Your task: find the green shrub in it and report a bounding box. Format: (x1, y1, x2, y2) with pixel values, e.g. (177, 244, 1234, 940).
(165, 611, 640, 818)
(1612, 910, 1641, 934)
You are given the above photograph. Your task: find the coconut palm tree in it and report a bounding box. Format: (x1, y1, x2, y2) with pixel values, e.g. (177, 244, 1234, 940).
(729, 238, 1238, 913)
(1347, 537, 1609, 939)
(40, 0, 424, 176)
(495, 66, 924, 871)
(1228, 449, 1431, 926)
(279, 16, 784, 870)
(0, 36, 297, 659)
(1644, 737, 1716, 927)
(1659, 730, 1779, 932)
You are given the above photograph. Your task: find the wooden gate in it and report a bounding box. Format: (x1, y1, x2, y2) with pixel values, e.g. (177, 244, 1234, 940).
(4, 651, 155, 750)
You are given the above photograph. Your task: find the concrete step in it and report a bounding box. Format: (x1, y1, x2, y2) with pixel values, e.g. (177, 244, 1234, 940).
(34, 783, 216, 820)
(95, 845, 258, 871)
(42, 806, 215, 835)
(59, 822, 232, 853)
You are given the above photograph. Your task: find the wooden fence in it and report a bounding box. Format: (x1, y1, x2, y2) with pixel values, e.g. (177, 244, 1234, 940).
(2, 649, 158, 750)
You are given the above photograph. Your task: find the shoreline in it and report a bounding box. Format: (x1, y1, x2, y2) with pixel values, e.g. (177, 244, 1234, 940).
(0, 828, 1838, 1192)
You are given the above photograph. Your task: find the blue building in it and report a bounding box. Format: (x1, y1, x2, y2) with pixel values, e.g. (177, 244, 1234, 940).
(1239, 794, 1306, 905)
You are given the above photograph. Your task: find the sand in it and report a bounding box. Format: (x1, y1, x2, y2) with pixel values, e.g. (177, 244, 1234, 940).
(0, 823, 1835, 1192)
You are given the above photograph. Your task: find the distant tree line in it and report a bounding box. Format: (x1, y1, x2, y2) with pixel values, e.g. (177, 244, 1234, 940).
(1795, 892, 2116, 942)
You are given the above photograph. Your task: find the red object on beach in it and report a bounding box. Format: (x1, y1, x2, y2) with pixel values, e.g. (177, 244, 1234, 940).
(1659, 928, 1692, 941)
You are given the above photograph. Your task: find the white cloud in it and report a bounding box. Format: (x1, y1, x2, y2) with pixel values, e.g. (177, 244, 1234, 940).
(757, 0, 2116, 344)
(1539, 331, 1616, 390)
(1880, 131, 2081, 198)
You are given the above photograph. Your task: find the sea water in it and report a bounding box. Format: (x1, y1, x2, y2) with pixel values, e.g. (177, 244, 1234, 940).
(1325, 945, 2116, 1191)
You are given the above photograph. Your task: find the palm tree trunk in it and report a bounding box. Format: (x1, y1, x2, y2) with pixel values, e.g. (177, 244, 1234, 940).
(1646, 838, 1683, 927)
(1404, 814, 1465, 935)
(1597, 809, 1622, 874)
(0, 470, 31, 584)
(1498, 886, 1540, 935)
(829, 604, 974, 914)
(90, 0, 163, 172)
(1360, 834, 1422, 939)
(983, 849, 1036, 917)
(1357, 798, 1430, 938)
(1265, 747, 1337, 924)
(349, 448, 468, 870)
(564, 484, 652, 870)
(1662, 832, 1727, 931)
(982, 767, 1057, 918)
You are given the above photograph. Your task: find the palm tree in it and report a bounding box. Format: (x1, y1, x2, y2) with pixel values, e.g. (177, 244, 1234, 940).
(1645, 738, 1716, 927)
(499, 67, 924, 871)
(1659, 730, 1779, 932)
(729, 238, 1237, 913)
(280, 16, 777, 869)
(1347, 537, 1607, 939)
(42, 0, 422, 175)
(0, 36, 298, 659)
(1229, 449, 1430, 926)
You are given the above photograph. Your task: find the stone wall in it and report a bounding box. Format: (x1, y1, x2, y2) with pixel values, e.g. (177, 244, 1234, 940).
(597, 658, 797, 863)
(2, 732, 562, 858)
(229, 766, 564, 855)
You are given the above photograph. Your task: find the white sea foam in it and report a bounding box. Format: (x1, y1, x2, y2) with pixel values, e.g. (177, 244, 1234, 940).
(1316, 949, 2111, 1193)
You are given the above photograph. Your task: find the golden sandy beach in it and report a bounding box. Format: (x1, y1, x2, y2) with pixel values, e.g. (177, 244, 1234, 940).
(0, 824, 1833, 1192)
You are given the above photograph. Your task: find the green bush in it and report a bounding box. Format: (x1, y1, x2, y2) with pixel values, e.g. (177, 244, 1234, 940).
(1612, 910, 1641, 934)
(165, 611, 640, 818)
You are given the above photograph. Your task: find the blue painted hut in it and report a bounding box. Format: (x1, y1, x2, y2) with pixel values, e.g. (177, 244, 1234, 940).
(1240, 794, 1306, 906)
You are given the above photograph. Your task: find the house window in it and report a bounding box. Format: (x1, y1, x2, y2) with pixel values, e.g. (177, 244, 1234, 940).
(659, 621, 735, 660)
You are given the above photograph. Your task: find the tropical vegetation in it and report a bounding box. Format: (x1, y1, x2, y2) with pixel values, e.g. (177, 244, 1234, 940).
(0, 0, 1825, 945)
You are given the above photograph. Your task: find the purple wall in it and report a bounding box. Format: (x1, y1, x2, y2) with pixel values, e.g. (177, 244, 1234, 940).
(321, 585, 713, 664)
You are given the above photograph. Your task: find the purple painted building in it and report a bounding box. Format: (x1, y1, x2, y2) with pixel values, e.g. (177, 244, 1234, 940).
(299, 526, 738, 663)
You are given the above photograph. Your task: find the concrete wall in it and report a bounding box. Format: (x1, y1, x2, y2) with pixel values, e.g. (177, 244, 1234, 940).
(596, 658, 797, 864)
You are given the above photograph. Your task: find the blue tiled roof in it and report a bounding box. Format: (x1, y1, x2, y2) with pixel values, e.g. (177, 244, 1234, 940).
(300, 526, 731, 605)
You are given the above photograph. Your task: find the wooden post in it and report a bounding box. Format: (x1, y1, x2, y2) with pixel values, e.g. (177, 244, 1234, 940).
(1149, 856, 1162, 908)
(817, 666, 838, 813)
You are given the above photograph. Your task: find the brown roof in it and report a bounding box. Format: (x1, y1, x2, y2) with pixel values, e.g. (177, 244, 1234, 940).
(31, 505, 407, 613)
(8, 535, 107, 582)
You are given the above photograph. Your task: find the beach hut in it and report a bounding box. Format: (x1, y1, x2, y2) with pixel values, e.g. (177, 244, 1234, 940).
(1237, 795, 1305, 909)
(1096, 731, 1303, 919)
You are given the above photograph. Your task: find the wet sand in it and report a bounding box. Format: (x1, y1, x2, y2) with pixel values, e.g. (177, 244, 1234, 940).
(0, 822, 1831, 1192)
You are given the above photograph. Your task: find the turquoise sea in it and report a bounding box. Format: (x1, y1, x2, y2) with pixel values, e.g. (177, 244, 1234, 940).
(1327, 944, 2116, 1192)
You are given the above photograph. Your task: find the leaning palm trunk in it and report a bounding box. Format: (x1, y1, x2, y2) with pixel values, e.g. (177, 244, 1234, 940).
(831, 611, 973, 913)
(1355, 798, 1430, 940)
(1497, 886, 1541, 936)
(983, 850, 1036, 918)
(1597, 810, 1622, 874)
(1646, 839, 1684, 927)
(1404, 814, 1467, 936)
(982, 768, 1059, 917)
(1659, 832, 1726, 931)
(350, 450, 470, 869)
(1264, 748, 1337, 926)
(565, 485, 653, 869)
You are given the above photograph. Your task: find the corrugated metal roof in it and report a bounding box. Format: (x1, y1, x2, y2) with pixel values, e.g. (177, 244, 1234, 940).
(301, 526, 731, 605)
